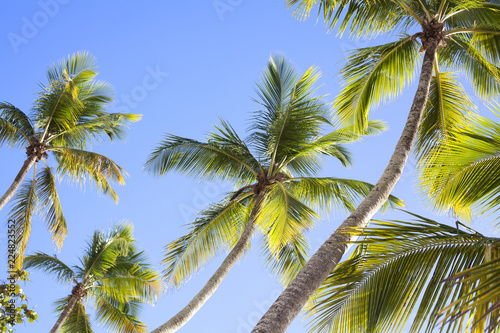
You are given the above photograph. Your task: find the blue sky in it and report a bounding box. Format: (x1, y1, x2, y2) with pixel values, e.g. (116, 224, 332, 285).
(1, 1, 499, 333)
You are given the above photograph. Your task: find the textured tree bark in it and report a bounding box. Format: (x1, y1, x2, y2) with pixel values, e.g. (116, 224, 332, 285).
(250, 45, 439, 333)
(49, 294, 78, 333)
(0, 155, 37, 211)
(152, 193, 265, 333)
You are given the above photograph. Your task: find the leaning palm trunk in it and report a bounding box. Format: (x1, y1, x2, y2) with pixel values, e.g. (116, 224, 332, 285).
(0, 155, 36, 211)
(49, 294, 78, 333)
(152, 194, 264, 333)
(251, 44, 439, 333)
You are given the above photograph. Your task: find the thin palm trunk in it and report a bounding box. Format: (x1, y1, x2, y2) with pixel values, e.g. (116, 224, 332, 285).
(152, 193, 265, 333)
(49, 294, 78, 333)
(251, 44, 439, 333)
(0, 155, 37, 211)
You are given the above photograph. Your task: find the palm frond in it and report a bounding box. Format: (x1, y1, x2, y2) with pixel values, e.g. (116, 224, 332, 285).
(414, 70, 476, 160)
(305, 213, 496, 333)
(60, 300, 93, 333)
(95, 298, 147, 333)
(334, 36, 420, 131)
(36, 166, 67, 249)
(8, 167, 38, 269)
(145, 131, 259, 185)
(52, 147, 126, 202)
(0, 102, 33, 147)
(419, 109, 500, 222)
(162, 193, 251, 287)
(260, 232, 309, 286)
(257, 182, 318, 253)
(285, 177, 403, 215)
(23, 252, 76, 284)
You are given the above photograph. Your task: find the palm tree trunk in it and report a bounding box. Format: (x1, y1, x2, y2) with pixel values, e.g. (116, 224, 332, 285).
(250, 45, 439, 333)
(152, 193, 265, 333)
(49, 294, 78, 333)
(0, 155, 37, 211)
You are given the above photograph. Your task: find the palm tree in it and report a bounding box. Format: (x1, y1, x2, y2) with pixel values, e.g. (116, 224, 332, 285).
(144, 55, 402, 333)
(24, 223, 161, 333)
(0, 52, 140, 266)
(419, 105, 500, 223)
(305, 213, 500, 333)
(251, 2, 500, 332)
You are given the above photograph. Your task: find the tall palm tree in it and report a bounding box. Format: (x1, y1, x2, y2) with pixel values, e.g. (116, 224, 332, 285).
(144, 55, 402, 333)
(305, 213, 500, 333)
(24, 223, 161, 333)
(419, 105, 500, 222)
(0, 52, 140, 266)
(251, 2, 500, 332)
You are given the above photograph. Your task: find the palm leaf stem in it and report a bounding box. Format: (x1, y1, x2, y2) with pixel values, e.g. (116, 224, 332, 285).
(250, 38, 440, 333)
(152, 192, 264, 333)
(0, 155, 37, 211)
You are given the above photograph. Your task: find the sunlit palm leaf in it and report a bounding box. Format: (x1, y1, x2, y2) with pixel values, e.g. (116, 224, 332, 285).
(305, 213, 496, 333)
(0, 102, 33, 147)
(52, 147, 126, 202)
(419, 109, 500, 222)
(334, 37, 420, 131)
(24, 252, 76, 284)
(257, 182, 318, 253)
(95, 298, 147, 333)
(414, 71, 476, 160)
(36, 166, 67, 249)
(260, 232, 309, 286)
(163, 193, 251, 287)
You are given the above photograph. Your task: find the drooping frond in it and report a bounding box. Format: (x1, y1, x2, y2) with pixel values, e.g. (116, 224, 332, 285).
(305, 213, 497, 333)
(257, 182, 318, 253)
(35, 166, 67, 249)
(414, 70, 476, 160)
(260, 232, 309, 286)
(52, 147, 126, 202)
(23, 252, 76, 284)
(49, 112, 141, 149)
(334, 36, 420, 131)
(95, 298, 147, 333)
(145, 129, 259, 185)
(8, 167, 38, 269)
(249, 54, 331, 167)
(0, 102, 33, 148)
(60, 299, 93, 333)
(162, 193, 251, 287)
(285, 177, 404, 215)
(419, 109, 500, 222)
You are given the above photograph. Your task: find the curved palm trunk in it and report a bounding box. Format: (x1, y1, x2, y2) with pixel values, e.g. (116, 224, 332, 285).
(0, 155, 37, 211)
(152, 194, 265, 333)
(49, 294, 78, 333)
(251, 46, 439, 333)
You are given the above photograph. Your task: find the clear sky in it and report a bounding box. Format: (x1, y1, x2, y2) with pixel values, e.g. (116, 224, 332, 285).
(1, 1, 498, 333)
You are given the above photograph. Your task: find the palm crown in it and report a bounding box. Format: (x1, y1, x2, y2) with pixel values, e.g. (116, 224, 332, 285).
(0, 52, 140, 266)
(144, 55, 402, 333)
(24, 224, 161, 333)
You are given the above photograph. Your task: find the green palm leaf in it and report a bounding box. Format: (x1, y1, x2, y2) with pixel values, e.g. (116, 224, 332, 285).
(305, 213, 496, 333)
(95, 298, 147, 333)
(163, 193, 251, 287)
(60, 300, 93, 333)
(24, 252, 76, 284)
(334, 36, 420, 131)
(0, 102, 33, 147)
(51, 147, 126, 202)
